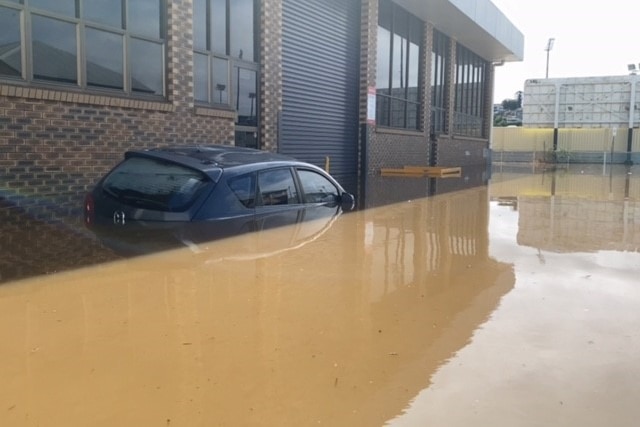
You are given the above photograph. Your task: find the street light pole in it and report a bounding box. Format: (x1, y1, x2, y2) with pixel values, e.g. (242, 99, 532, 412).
(545, 38, 555, 79)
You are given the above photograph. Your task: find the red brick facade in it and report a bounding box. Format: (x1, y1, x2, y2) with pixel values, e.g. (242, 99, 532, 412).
(0, 0, 496, 217)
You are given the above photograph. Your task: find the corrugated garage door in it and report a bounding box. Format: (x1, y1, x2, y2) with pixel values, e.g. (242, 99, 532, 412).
(281, 0, 360, 194)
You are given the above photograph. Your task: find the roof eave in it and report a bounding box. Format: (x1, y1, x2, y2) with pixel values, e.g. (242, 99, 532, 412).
(394, 0, 524, 63)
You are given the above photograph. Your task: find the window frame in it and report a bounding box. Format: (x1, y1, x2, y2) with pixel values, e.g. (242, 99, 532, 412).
(430, 30, 449, 135)
(193, 0, 259, 148)
(376, 0, 423, 131)
(0, 0, 167, 99)
(193, 0, 259, 109)
(453, 43, 488, 138)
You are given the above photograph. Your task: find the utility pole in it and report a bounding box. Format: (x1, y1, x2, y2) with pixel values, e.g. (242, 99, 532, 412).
(545, 38, 555, 79)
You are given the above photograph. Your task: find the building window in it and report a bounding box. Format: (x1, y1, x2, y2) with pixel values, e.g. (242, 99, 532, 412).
(431, 30, 449, 135)
(194, 0, 258, 126)
(0, 0, 166, 97)
(454, 44, 488, 137)
(376, 0, 423, 131)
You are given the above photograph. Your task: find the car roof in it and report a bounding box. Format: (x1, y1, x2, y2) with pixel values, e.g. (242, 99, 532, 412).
(125, 145, 301, 175)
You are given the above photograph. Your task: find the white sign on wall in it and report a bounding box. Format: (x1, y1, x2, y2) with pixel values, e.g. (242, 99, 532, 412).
(367, 87, 376, 125)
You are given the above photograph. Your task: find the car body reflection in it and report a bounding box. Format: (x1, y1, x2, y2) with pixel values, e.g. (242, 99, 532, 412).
(89, 202, 344, 263)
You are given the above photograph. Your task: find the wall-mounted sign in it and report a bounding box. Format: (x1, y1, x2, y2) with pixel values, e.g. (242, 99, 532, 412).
(367, 87, 376, 125)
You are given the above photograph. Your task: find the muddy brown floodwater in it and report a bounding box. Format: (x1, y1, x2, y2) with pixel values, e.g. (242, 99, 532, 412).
(1, 165, 639, 426)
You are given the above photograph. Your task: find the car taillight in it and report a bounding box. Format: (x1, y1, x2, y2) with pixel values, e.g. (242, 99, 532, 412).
(84, 193, 95, 227)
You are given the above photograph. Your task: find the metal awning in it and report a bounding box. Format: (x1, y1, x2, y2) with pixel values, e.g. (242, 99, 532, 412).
(394, 0, 524, 63)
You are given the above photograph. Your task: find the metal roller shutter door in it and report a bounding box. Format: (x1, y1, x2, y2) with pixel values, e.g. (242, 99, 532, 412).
(281, 0, 360, 194)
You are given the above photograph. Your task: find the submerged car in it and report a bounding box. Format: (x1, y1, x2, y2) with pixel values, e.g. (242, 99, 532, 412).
(84, 144, 355, 254)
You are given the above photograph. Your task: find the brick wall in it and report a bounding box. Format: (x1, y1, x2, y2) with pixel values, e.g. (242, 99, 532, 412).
(0, 90, 236, 218)
(435, 136, 489, 167)
(363, 0, 430, 177)
(0, 0, 498, 220)
(0, 0, 236, 220)
(259, 0, 283, 152)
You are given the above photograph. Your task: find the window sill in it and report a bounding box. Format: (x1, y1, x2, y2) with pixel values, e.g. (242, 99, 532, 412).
(194, 105, 237, 120)
(375, 126, 426, 138)
(452, 134, 488, 142)
(0, 83, 174, 112)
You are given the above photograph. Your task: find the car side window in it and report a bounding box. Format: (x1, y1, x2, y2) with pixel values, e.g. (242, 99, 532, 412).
(228, 173, 257, 208)
(258, 168, 299, 206)
(297, 169, 339, 204)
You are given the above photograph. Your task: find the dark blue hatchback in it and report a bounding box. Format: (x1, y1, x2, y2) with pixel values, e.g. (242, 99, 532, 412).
(84, 145, 355, 254)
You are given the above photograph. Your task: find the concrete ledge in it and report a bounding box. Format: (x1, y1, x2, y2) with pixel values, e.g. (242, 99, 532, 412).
(194, 106, 237, 120)
(0, 83, 174, 112)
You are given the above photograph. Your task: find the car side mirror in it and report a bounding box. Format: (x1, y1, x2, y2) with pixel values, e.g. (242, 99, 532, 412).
(340, 192, 355, 211)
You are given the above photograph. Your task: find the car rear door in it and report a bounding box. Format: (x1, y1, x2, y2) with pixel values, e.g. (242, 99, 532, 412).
(254, 167, 306, 231)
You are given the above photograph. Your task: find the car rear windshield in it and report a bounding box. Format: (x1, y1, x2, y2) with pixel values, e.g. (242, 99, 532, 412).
(102, 157, 210, 212)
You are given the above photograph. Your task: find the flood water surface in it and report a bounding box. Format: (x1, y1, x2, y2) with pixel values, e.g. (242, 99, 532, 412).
(1, 165, 639, 426)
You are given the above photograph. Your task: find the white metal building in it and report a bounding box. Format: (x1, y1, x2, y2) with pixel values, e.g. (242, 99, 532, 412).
(522, 75, 640, 163)
(523, 76, 640, 129)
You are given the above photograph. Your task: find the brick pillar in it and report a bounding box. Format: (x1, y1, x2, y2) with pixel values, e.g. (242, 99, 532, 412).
(423, 23, 435, 166)
(259, 0, 283, 152)
(446, 41, 457, 136)
(359, 0, 378, 197)
(359, 0, 377, 126)
(166, 0, 195, 113)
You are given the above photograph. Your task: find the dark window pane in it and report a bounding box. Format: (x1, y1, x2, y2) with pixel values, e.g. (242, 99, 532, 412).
(391, 32, 405, 90)
(86, 28, 123, 90)
(258, 169, 298, 206)
(230, 0, 253, 61)
(0, 7, 21, 77)
(235, 131, 257, 149)
(228, 173, 256, 208)
(408, 41, 419, 102)
(130, 38, 163, 95)
(211, 0, 226, 54)
(298, 170, 339, 204)
(102, 157, 209, 212)
(430, 51, 436, 88)
(85, 0, 122, 28)
(407, 101, 419, 130)
(390, 98, 405, 128)
(32, 15, 77, 84)
(212, 57, 228, 104)
(128, 0, 160, 38)
(30, 0, 75, 16)
(235, 67, 257, 126)
(376, 95, 390, 127)
(431, 31, 449, 125)
(376, 26, 390, 92)
(194, 53, 209, 102)
(193, 0, 207, 50)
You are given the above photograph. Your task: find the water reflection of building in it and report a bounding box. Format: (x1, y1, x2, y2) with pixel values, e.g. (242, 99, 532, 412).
(0, 199, 119, 284)
(0, 186, 515, 426)
(518, 197, 640, 252)
(490, 167, 640, 252)
(365, 164, 490, 207)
